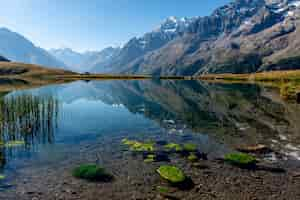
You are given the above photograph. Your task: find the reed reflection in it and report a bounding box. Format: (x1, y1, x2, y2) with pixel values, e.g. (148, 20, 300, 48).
(0, 93, 59, 169)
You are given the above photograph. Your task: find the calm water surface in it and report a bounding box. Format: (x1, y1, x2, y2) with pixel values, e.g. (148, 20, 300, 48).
(0, 80, 300, 191)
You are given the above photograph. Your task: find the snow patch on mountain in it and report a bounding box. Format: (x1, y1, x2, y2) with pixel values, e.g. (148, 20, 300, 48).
(154, 16, 197, 34)
(267, 0, 300, 15)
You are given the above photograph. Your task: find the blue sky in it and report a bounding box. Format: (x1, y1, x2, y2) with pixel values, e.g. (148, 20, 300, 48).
(0, 0, 231, 52)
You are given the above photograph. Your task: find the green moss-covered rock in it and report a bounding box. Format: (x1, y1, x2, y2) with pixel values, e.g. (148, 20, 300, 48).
(157, 165, 186, 184)
(144, 154, 156, 163)
(187, 153, 198, 162)
(122, 138, 155, 152)
(183, 143, 197, 152)
(164, 143, 183, 152)
(156, 185, 169, 193)
(131, 142, 155, 152)
(72, 164, 113, 182)
(122, 138, 136, 146)
(224, 153, 256, 167)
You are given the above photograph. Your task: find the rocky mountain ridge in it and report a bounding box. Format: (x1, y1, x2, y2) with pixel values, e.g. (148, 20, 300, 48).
(91, 0, 300, 75)
(0, 28, 67, 70)
(0, 55, 9, 62)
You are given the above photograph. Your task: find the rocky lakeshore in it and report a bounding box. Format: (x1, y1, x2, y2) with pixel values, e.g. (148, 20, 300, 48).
(1, 135, 300, 200)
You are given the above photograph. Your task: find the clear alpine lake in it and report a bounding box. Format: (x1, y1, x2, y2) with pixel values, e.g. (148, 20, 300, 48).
(0, 80, 300, 199)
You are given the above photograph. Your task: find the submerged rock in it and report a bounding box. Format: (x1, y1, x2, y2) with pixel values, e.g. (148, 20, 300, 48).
(164, 143, 183, 152)
(156, 185, 170, 193)
(122, 138, 155, 152)
(143, 152, 170, 162)
(155, 152, 170, 162)
(236, 144, 272, 154)
(157, 165, 186, 184)
(224, 153, 257, 168)
(183, 143, 197, 152)
(156, 140, 168, 146)
(192, 162, 209, 169)
(144, 154, 156, 163)
(72, 164, 113, 182)
(187, 153, 198, 162)
(121, 138, 136, 146)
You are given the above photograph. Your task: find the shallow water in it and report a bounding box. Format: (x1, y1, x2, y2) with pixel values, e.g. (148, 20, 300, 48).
(0, 80, 300, 198)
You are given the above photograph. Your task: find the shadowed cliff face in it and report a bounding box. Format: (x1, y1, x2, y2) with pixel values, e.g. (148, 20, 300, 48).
(0, 55, 9, 62)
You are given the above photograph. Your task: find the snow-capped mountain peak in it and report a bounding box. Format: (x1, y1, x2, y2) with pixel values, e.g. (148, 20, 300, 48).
(267, 0, 300, 16)
(155, 16, 197, 33)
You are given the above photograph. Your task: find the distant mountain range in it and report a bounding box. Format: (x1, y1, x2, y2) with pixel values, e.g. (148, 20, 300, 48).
(0, 28, 67, 70)
(49, 47, 120, 72)
(2, 0, 300, 75)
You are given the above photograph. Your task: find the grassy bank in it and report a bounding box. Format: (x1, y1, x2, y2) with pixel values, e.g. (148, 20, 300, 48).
(199, 70, 300, 82)
(0, 62, 76, 92)
(200, 70, 300, 101)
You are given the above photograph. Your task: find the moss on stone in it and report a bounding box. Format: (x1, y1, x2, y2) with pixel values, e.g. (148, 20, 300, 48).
(122, 138, 155, 152)
(156, 185, 169, 193)
(157, 165, 186, 184)
(224, 153, 256, 167)
(183, 143, 197, 152)
(72, 164, 113, 182)
(121, 138, 136, 146)
(144, 154, 156, 163)
(164, 143, 183, 152)
(187, 153, 198, 162)
(131, 142, 155, 152)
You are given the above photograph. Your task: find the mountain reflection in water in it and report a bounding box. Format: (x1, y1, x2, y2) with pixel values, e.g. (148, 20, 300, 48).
(0, 79, 300, 172)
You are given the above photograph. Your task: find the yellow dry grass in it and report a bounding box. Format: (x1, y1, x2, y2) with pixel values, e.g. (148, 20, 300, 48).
(199, 70, 300, 101)
(0, 62, 75, 78)
(0, 62, 76, 92)
(199, 70, 300, 82)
